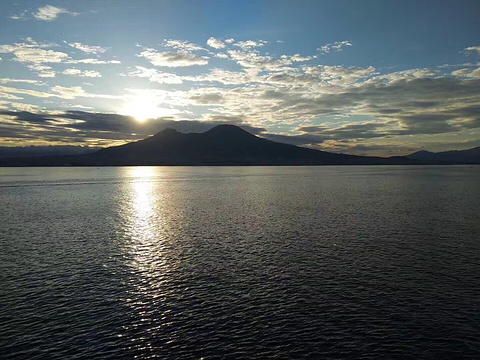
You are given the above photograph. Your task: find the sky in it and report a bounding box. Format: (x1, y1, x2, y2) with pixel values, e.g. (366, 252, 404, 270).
(0, 0, 479, 156)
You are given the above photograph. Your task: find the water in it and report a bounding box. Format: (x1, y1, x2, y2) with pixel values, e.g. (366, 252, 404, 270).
(1, 166, 479, 359)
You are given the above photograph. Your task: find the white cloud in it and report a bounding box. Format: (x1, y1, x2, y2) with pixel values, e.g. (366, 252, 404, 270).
(33, 5, 79, 21)
(282, 54, 314, 62)
(62, 69, 82, 76)
(164, 39, 205, 52)
(184, 69, 250, 85)
(138, 48, 208, 67)
(207, 37, 226, 49)
(0, 78, 45, 85)
(0, 38, 70, 64)
(318, 40, 352, 53)
(68, 58, 121, 65)
(465, 46, 480, 56)
(10, 10, 28, 20)
(124, 66, 183, 84)
(451, 67, 480, 78)
(68, 42, 108, 54)
(228, 50, 293, 73)
(214, 53, 229, 59)
(0, 85, 119, 101)
(0, 85, 55, 98)
(51, 85, 86, 99)
(63, 69, 102, 78)
(234, 40, 268, 50)
(303, 65, 376, 85)
(0, 92, 23, 100)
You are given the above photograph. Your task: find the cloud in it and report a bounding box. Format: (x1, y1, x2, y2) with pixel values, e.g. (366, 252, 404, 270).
(189, 93, 223, 104)
(286, 54, 315, 62)
(124, 66, 183, 84)
(184, 68, 250, 85)
(465, 46, 480, 55)
(50, 86, 119, 100)
(63, 69, 102, 78)
(0, 93, 23, 100)
(0, 38, 69, 64)
(33, 5, 79, 21)
(451, 67, 480, 78)
(318, 40, 352, 53)
(303, 65, 376, 85)
(29, 65, 56, 77)
(138, 48, 208, 67)
(234, 40, 268, 50)
(0, 85, 55, 98)
(207, 37, 226, 49)
(10, 10, 29, 20)
(225, 38, 235, 44)
(164, 39, 205, 52)
(68, 42, 108, 54)
(228, 50, 293, 73)
(0, 78, 46, 86)
(67, 58, 121, 65)
(0, 84, 120, 101)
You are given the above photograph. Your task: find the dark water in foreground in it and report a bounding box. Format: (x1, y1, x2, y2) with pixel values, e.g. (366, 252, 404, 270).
(1, 166, 479, 359)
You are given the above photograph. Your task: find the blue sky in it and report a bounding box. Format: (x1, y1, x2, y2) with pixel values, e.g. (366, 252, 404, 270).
(0, 0, 479, 155)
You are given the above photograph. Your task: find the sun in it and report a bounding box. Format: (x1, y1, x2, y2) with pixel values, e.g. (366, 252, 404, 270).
(121, 94, 179, 122)
(121, 95, 161, 122)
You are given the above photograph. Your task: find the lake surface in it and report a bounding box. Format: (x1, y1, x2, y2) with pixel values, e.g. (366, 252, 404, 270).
(1, 166, 479, 359)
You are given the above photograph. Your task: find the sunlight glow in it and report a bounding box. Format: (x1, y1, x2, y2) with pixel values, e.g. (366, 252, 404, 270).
(121, 94, 179, 122)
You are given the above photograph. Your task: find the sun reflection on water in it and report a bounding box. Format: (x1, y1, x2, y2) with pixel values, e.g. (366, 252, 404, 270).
(120, 167, 175, 289)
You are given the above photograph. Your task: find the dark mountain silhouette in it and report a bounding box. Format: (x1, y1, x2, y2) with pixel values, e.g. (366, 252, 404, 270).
(0, 145, 99, 158)
(407, 147, 480, 163)
(0, 124, 452, 166)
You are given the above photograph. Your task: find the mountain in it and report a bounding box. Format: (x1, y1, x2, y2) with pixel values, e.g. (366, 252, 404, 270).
(407, 147, 480, 163)
(0, 124, 418, 166)
(0, 145, 99, 158)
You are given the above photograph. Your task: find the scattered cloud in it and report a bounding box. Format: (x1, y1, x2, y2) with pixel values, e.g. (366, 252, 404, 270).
(68, 42, 108, 54)
(234, 40, 268, 50)
(465, 46, 480, 56)
(10, 10, 29, 20)
(124, 66, 183, 84)
(214, 53, 229, 59)
(67, 58, 121, 65)
(0, 38, 69, 64)
(63, 69, 102, 78)
(184, 68, 250, 85)
(0, 78, 46, 86)
(164, 39, 205, 52)
(138, 48, 208, 67)
(207, 37, 226, 49)
(451, 67, 480, 78)
(318, 40, 352, 53)
(33, 5, 79, 21)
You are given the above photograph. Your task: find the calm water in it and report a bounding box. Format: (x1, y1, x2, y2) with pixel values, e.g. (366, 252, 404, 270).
(1, 166, 479, 359)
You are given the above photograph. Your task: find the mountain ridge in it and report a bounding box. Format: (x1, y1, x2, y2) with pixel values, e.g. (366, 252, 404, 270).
(407, 147, 480, 163)
(0, 124, 477, 166)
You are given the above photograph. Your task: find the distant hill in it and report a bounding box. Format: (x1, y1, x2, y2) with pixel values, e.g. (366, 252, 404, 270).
(0, 124, 436, 166)
(407, 147, 480, 164)
(0, 145, 99, 158)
